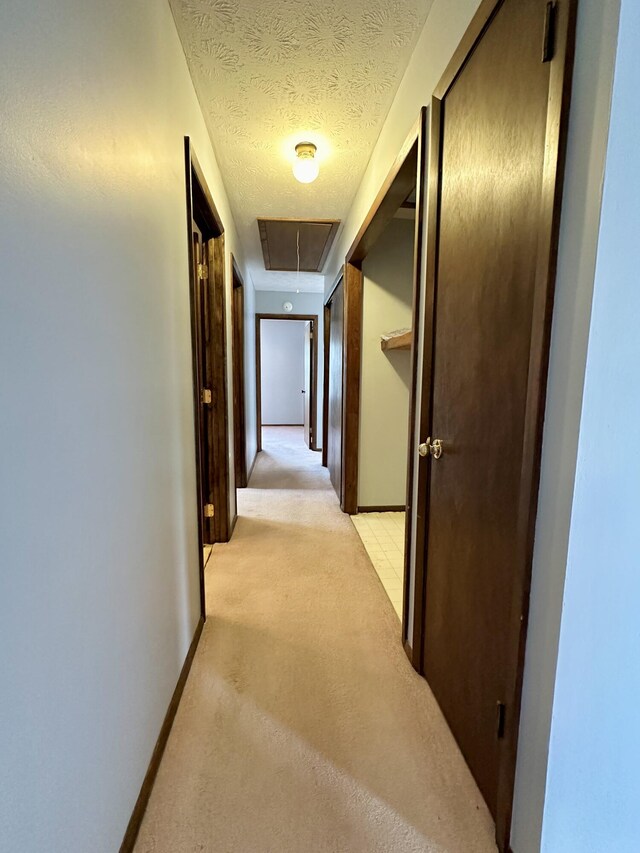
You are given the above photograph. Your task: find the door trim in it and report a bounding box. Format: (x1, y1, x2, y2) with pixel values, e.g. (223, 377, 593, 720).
(411, 2, 578, 848)
(341, 118, 422, 515)
(321, 301, 331, 468)
(255, 313, 319, 452)
(231, 254, 248, 488)
(401, 106, 432, 666)
(184, 139, 211, 619)
(208, 234, 231, 544)
(324, 268, 345, 305)
(340, 263, 362, 514)
(322, 269, 344, 468)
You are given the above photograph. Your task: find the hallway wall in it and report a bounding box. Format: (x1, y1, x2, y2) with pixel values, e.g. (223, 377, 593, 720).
(511, 2, 621, 847)
(0, 1, 250, 851)
(254, 290, 325, 448)
(324, 0, 622, 849)
(541, 2, 638, 847)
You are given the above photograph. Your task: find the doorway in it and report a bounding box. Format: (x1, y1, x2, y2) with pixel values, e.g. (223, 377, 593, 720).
(184, 137, 233, 614)
(353, 205, 416, 619)
(328, 118, 425, 626)
(255, 313, 319, 453)
(338, 124, 422, 519)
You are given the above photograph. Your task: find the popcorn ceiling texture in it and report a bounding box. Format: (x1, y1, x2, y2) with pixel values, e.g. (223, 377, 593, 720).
(169, 0, 434, 291)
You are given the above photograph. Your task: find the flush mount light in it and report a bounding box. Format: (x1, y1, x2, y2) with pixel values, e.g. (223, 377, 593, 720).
(283, 301, 293, 312)
(293, 142, 319, 184)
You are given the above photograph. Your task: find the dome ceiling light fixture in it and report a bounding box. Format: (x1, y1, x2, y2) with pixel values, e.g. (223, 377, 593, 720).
(292, 142, 319, 184)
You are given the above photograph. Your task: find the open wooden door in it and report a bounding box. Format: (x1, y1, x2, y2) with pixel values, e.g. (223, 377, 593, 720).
(186, 139, 232, 552)
(303, 321, 311, 447)
(414, 1, 576, 848)
(402, 107, 429, 659)
(206, 234, 230, 543)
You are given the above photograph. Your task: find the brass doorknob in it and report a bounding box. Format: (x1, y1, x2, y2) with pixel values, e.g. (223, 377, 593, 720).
(430, 438, 443, 459)
(418, 438, 444, 459)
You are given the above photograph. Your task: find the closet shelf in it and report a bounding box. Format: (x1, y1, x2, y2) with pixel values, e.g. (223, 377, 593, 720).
(380, 329, 412, 351)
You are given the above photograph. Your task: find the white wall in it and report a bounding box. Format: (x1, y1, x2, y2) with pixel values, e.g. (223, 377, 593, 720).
(511, 1, 621, 848)
(540, 2, 636, 848)
(359, 218, 414, 507)
(0, 1, 250, 850)
(260, 320, 306, 425)
(255, 290, 324, 447)
(324, 1, 622, 848)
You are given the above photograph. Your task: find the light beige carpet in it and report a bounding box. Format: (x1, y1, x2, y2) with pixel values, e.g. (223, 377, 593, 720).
(134, 427, 497, 852)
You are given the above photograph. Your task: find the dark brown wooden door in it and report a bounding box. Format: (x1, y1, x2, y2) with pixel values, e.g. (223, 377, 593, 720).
(207, 235, 230, 543)
(191, 226, 230, 544)
(186, 143, 232, 550)
(191, 223, 214, 544)
(420, 0, 569, 823)
(327, 282, 344, 499)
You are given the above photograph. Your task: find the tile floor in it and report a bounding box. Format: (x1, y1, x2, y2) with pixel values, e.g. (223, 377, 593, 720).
(351, 512, 405, 619)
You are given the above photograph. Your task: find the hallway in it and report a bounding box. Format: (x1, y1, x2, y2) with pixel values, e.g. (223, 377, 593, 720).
(134, 427, 496, 852)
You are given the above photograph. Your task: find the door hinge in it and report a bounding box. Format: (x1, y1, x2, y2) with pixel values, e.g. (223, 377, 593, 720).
(201, 388, 212, 404)
(204, 503, 215, 518)
(496, 701, 507, 739)
(542, 1, 556, 63)
(197, 262, 209, 281)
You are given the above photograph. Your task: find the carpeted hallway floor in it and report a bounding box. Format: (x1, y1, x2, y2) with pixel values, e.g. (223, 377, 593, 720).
(134, 427, 497, 852)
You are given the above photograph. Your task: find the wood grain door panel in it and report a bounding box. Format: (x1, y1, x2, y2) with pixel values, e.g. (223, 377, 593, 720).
(191, 224, 214, 545)
(422, 0, 559, 819)
(207, 235, 230, 543)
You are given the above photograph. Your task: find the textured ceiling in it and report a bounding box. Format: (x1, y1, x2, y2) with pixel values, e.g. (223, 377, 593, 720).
(170, 0, 433, 292)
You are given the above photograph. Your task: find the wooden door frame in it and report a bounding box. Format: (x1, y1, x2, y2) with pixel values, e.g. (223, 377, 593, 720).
(321, 306, 330, 469)
(184, 138, 232, 613)
(401, 107, 430, 665)
(341, 119, 421, 516)
(255, 313, 319, 452)
(231, 254, 248, 488)
(412, 2, 577, 849)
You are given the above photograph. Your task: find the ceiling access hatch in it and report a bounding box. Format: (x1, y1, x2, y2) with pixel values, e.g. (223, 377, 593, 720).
(257, 218, 340, 273)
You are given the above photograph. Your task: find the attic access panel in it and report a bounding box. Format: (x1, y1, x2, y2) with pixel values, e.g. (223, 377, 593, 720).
(258, 218, 340, 273)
